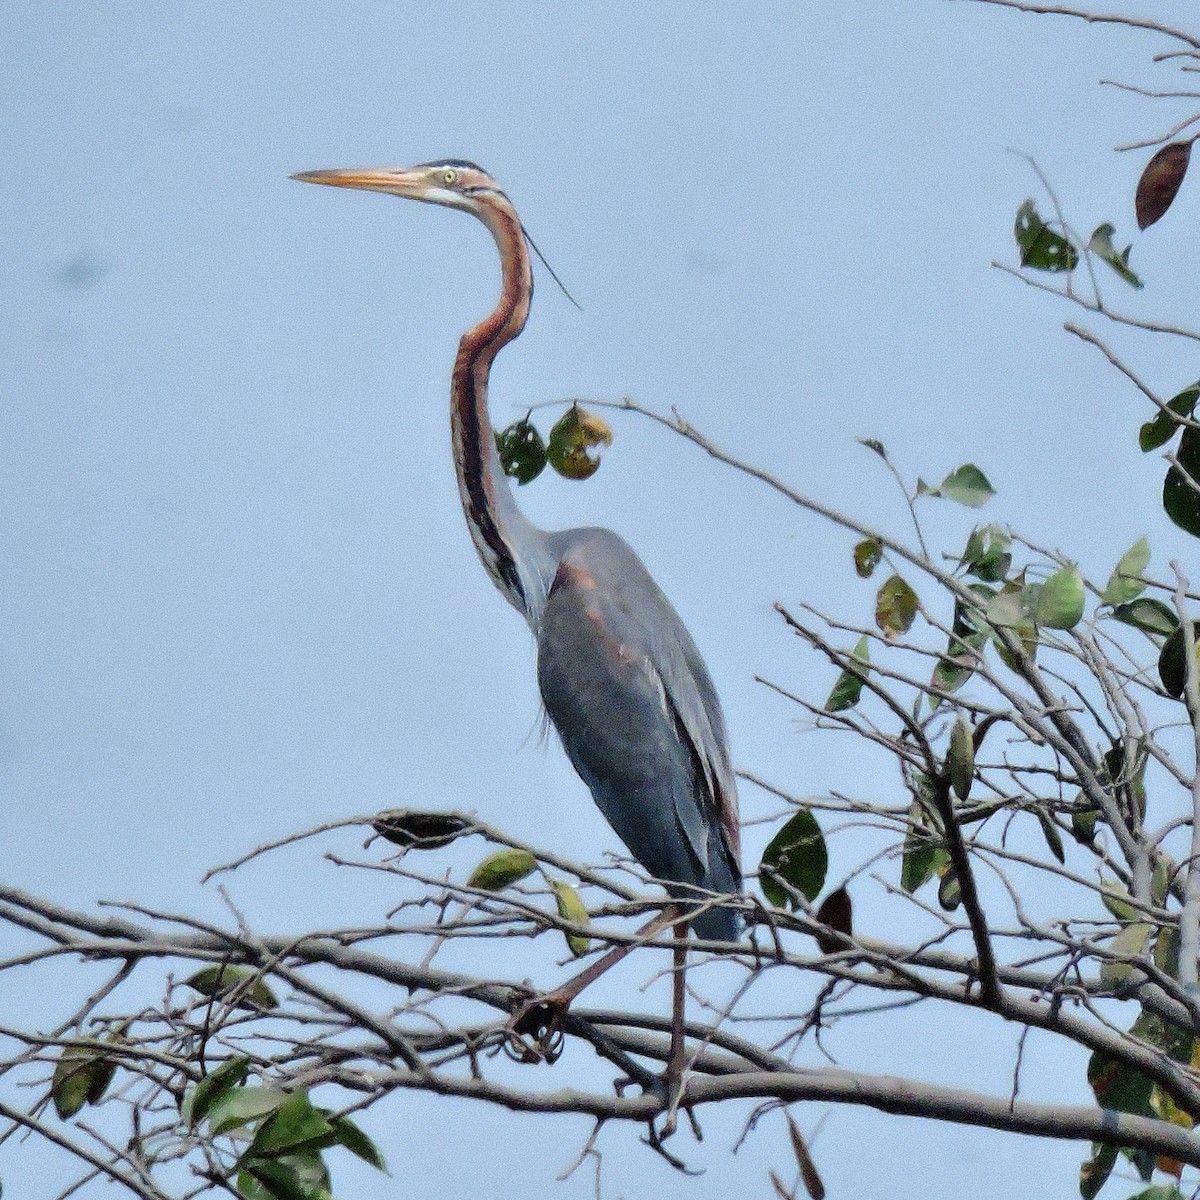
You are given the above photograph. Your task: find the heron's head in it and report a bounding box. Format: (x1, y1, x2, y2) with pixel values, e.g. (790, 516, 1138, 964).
(291, 159, 505, 217)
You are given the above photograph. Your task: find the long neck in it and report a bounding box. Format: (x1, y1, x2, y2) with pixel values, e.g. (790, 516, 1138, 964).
(451, 198, 555, 629)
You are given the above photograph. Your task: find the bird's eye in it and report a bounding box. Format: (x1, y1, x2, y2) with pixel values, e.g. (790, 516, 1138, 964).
(442, 168, 458, 186)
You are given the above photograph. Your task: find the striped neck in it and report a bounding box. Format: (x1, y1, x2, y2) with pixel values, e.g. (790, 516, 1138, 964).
(450, 197, 551, 626)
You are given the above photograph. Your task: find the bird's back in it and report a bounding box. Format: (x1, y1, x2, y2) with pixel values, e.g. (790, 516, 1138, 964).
(536, 527, 740, 940)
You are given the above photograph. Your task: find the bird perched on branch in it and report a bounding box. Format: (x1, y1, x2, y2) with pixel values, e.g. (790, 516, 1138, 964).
(293, 160, 741, 1105)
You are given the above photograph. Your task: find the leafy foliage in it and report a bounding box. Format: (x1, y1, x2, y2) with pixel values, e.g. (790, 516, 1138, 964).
(551, 880, 591, 957)
(1140, 387, 1198, 454)
(759, 809, 828, 908)
(947, 716, 974, 801)
(1158, 625, 1199, 699)
(813, 886, 853, 954)
(874, 574, 918, 637)
(466, 848, 538, 891)
(825, 635, 871, 712)
(1014, 198, 1078, 271)
(959, 524, 1011, 583)
(495, 403, 613, 484)
(1035, 564, 1085, 630)
(495, 416, 547, 484)
(1162, 425, 1200, 537)
(182, 1064, 387, 1199)
(1087, 223, 1143, 289)
(853, 538, 883, 578)
(51, 1041, 118, 1119)
(1102, 538, 1151, 606)
(917, 463, 996, 508)
(372, 809, 472, 850)
(185, 965, 278, 1013)
(547, 404, 613, 480)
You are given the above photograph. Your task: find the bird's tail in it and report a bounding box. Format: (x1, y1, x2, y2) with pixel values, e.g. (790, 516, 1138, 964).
(670, 829, 743, 942)
(688, 899, 742, 942)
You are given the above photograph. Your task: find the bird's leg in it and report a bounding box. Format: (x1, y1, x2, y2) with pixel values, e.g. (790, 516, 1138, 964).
(657, 921, 691, 1138)
(507, 906, 679, 1064)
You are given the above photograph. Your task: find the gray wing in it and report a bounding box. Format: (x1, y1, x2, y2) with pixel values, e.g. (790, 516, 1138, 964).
(535, 528, 740, 908)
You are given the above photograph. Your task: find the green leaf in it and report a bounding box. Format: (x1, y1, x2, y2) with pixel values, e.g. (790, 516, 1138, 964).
(1088, 1044, 1153, 1115)
(986, 579, 1028, 629)
(941, 464, 996, 507)
(874, 574, 918, 637)
(1126, 1187, 1187, 1200)
(51, 1043, 117, 1120)
(901, 788, 949, 894)
(759, 809, 828, 908)
(249, 1092, 333, 1157)
(551, 880, 591, 958)
(922, 463, 996, 508)
(959, 524, 1011, 582)
(937, 863, 961, 911)
(185, 965, 278, 1013)
(546, 404, 612, 481)
(372, 809, 471, 850)
(1136, 1008, 1199, 1067)
(236, 1169, 277, 1200)
(1158, 624, 1199, 698)
(1154, 926, 1180, 979)
(857, 437, 888, 461)
(1036, 565, 1085, 630)
(931, 594, 990, 700)
(207, 1086, 288, 1137)
(947, 717, 974, 801)
(1100, 881, 1137, 924)
(1111, 597, 1177, 638)
(239, 1154, 332, 1200)
(1070, 793, 1097, 846)
(1087, 222, 1143, 289)
(1034, 808, 1065, 864)
(1102, 744, 1146, 823)
(1085, 1013, 1199, 1190)
(958, 526, 985, 571)
(1079, 1142, 1117, 1200)
(930, 655, 974, 700)
(495, 417, 546, 485)
(1163, 426, 1200, 538)
(1100, 922, 1152, 988)
(1139, 386, 1197, 453)
(853, 538, 882, 579)
(1152, 857, 1173, 906)
(1015, 199, 1078, 272)
(466, 849, 537, 892)
(1101, 538, 1150, 606)
(825, 635, 870, 712)
(1151, 1080, 1196, 1138)
(992, 621, 1038, 673)
(189, 1055, 251, 1129)
(328, 1115, 388, 1172)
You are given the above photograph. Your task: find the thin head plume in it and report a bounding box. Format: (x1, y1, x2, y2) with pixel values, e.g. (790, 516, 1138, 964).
(521, 223, 582, 311)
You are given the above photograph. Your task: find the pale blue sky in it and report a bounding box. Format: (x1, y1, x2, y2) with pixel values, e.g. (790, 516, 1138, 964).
(4, 3, 1200, 1197)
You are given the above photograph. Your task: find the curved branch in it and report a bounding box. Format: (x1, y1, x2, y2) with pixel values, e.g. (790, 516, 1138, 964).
(345, 1060, 1200, 1167)
(965, 0, 1200, 50)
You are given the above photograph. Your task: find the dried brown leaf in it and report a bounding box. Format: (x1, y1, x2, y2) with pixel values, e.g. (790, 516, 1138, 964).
(786, 1115, 826, 1200)
(768, 1169, 795, 1200)
(814, 886, 853, 955)
(1136, 140, 1193, 230)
